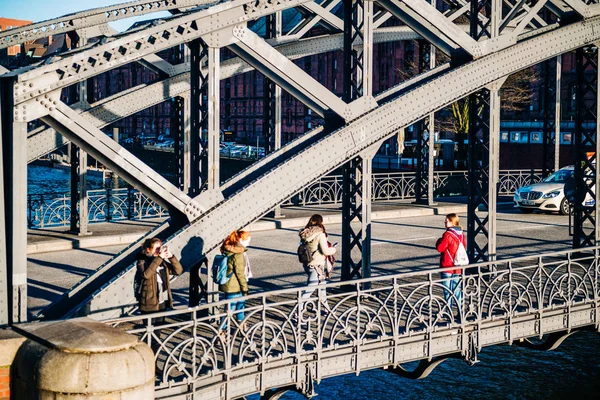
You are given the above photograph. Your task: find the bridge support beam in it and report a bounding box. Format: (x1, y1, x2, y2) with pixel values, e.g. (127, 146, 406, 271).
(572, 45, 599, 248)
(0, 89, 8, 326)
(466, 0, 500, 264)
(541, 55, 562, 177)
(414, 39, 435, 205)
(205, 46, 221, 191)
(467, 89, 491, 264)
(264, 12, 284, 218)
(0, 77, 27, 323)
(69, 55, 91, 235)
(189, 38, 209, 196)
(341, 0, 375, 283)
(69, 143, 90, 235)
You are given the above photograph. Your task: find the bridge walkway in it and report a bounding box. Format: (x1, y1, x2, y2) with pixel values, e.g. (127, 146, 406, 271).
(106, 247, 599, 399)
(26, 198, 485, 255)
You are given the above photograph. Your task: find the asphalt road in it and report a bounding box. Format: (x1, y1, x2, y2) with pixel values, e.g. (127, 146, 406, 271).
(27, 208, 573, 317)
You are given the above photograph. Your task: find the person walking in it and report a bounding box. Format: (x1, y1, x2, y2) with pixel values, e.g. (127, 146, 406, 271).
(298, 214, 336, 299)
(435, 213, 466, 312)
(219, 230, 252, 334)
(135, 238, 183, 317)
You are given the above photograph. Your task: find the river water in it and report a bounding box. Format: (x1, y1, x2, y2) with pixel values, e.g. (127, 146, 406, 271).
(247, 330, 600, 399)
(27, 164, 116, 195)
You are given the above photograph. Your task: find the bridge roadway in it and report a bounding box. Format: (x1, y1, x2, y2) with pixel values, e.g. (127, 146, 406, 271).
(27, 202, 572, 318)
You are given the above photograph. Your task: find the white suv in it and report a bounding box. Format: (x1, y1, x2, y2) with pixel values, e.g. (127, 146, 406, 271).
(513, 166, 573, 215)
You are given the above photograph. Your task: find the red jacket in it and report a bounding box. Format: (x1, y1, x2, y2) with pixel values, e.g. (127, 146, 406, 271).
(436, 228, 467, 274)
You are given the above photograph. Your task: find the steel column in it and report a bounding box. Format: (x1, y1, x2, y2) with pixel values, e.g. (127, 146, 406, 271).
(555, 55, 562, 173)
(341, 0, 374, 283)
(573, 46, 598, 248)
(1, 78, 27, 323)
(414, 39, 435, 205)
(206, 46, 220, 191)
(466, 0, 493, 263)
(189, 38, 209, 196)
(541, 57, 559, 178)
(69, 143, 89, 235)
(487, 79, 505, 264)
(467, 89, 491, 264)
(174, 95, 191, 192)
(264, 13, 284, 218)
(0, 91, 8, 326)
(70, 47, 90, 235)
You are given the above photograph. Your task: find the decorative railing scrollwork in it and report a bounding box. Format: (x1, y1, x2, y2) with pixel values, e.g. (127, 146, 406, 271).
(283, 169, 542, 206)
(27, 188, 168, 228)
(106, 246, 599, 399)
(28, 169, 540, 228)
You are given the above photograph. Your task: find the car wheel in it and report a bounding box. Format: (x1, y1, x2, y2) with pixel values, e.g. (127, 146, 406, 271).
(559, 198, 570, 215)
(519, 207, 534, 214)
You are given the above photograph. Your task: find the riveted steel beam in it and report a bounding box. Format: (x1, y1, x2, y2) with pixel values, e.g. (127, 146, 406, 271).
(39, 100, 205, 221)
(78, 4, 600, 319)
(228, 26, 354, 119)
(69, 143, 90, 235)
(284, 0, 343, 40)
(0, 88, 9, 326)
(59, 15, 600, 319)
(377, 0, 479, 58)
(541, 56, 561, 177)
(0, 77, 28, 324)
(189, 38, 209, 197)
(299, 1, 344, 32)
(573, 45, 599, 248)
(414, 39, 436, 206)
(0, 0, 222, 50)
(11, 0, 315, 105)
(26, 26, 418, 163)
(341, 0, 376, 285)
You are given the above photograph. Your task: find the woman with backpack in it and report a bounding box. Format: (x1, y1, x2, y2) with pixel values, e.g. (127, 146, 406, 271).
(219, 230, 252, 334)
(298, 214, 336, 299)
(435, 213, 467, 311)
(135, 237, 183, 317)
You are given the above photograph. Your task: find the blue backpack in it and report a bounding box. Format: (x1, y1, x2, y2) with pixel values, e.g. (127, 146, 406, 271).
(212, 254, 233, 285)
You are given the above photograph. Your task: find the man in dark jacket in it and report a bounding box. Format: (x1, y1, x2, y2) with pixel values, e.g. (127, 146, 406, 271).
(136, 237, 183, 314)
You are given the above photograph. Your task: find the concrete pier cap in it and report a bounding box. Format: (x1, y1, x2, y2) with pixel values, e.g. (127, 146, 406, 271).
(12, 318, 155, 399)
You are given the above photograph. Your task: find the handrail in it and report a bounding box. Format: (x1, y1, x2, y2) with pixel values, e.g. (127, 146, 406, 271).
(105, 246, 600, 399)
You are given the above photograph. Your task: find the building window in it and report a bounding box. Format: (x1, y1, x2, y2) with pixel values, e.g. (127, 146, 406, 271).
(286, 109, 293, 127)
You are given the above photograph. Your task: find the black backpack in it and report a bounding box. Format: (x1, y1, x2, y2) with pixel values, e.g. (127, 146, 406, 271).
(297, 239, 315, 264)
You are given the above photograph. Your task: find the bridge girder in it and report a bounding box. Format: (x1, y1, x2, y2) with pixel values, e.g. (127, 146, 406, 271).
(2, 0, 600, 324)
(62, 14, 600, 319)
(26, 26, 421, 164)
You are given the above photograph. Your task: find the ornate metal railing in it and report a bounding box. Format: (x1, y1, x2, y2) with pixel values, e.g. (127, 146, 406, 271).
(283, 169, 542, 206)
(106, 246, 599, 400)
(27, 188, 168, 229)
(27, 169, 541, 228)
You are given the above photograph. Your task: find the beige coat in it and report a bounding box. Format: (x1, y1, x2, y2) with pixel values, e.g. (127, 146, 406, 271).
(299, 226, 336, 278)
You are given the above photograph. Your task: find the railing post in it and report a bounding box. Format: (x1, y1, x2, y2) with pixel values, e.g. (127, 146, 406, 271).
(106, 188, 112, 222)
(127, 186, 133, 220)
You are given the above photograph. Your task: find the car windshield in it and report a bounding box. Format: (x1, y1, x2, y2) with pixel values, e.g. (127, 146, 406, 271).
(542, 169, 574, 183)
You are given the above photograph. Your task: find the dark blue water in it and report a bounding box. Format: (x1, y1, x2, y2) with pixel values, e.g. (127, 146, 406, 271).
(249, 330, 600, 399)
(27, 164, 115, 195)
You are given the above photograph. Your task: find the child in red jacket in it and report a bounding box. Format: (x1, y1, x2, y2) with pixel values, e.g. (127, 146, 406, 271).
(436, 213, 467, 312)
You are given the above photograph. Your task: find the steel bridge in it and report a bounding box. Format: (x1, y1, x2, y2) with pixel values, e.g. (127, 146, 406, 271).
(107, 247, 600, 399)
(2, 0, 600, 396)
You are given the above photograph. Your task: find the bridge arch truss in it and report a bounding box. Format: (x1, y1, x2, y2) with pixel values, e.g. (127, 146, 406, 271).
(0, 0, 599, 331)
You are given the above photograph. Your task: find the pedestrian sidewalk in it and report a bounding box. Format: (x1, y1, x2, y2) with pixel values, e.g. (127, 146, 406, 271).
(26, 196, 514, 255)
